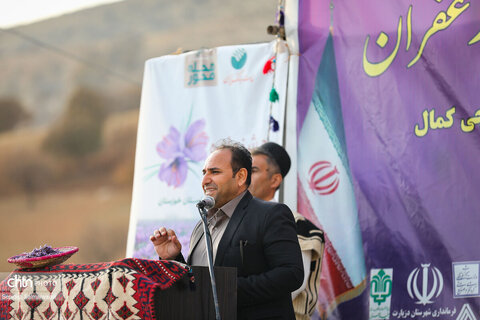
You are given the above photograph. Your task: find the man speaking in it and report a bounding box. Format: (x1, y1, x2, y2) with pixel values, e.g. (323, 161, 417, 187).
(150, 140, 304, 319)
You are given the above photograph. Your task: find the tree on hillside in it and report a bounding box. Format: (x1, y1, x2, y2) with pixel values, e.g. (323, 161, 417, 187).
(43, 87, 107, 158)
(0, 97, 30, 132)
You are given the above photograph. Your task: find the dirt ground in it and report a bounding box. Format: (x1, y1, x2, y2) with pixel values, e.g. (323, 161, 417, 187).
(0, 185, 132, 272)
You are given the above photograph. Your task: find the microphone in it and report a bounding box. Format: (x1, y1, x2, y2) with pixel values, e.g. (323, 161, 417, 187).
(196, 196, 215, 210)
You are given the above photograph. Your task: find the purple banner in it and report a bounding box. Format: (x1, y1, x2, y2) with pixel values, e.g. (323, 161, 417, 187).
(297, 0, 480, 319)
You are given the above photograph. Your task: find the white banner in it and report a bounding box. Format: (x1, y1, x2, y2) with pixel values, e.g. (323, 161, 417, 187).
(126, 40, 289, 259)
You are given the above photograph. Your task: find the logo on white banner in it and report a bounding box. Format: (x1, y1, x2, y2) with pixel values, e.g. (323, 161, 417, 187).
(231, 49, 247, 70)
(407, 264, 443, 305)
(185, 49, 217, 87)
(223, 48, 254, 85)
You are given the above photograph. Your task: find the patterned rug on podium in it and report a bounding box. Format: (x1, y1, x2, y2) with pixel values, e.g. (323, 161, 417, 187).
(0, 258, 189, 320)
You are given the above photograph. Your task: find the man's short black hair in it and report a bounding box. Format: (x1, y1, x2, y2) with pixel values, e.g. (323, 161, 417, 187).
(213, 139, 252, 186)
(251, 148, 281, 178)
(252, 142, 291, 178)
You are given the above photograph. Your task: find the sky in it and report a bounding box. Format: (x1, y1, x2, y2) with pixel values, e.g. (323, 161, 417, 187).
(0, 0, 124, 28)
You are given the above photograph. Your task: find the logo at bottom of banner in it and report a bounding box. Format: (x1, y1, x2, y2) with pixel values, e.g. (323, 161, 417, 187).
(456, 304, 477, 320)
(369, 268, 393, 320)
(390, 263, 479, 320)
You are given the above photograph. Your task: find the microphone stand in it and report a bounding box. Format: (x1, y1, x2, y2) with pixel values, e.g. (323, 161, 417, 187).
(197, 205, 221, 320)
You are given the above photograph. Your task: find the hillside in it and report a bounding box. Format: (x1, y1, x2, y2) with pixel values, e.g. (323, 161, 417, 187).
(0, 0, 276, 126)
(0, 0, 278, 271)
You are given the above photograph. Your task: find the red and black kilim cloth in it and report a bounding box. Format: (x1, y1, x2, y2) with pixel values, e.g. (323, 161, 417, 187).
(0, 258, 189, 320)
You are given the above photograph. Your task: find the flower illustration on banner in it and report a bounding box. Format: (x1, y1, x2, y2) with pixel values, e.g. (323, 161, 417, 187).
(148, 118, 208, 188)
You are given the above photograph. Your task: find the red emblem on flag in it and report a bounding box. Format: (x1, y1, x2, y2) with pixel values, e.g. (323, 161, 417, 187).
(308, 161, 340, 195)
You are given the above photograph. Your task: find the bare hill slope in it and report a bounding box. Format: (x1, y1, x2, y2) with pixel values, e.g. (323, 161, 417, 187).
(0, 0, 276, 126)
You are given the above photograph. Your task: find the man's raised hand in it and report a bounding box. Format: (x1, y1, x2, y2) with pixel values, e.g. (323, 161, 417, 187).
(150, 227, 182, 260)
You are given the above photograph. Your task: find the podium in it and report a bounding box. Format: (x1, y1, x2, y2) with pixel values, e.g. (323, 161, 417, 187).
(154, 266, 237, 320)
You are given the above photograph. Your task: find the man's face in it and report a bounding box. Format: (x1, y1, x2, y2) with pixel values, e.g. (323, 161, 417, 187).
(249, 154, 276, 201)
(202, 149, 241, 208)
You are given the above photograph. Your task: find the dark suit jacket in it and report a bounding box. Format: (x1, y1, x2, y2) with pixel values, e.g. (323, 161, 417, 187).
(184, 191, 304, 320)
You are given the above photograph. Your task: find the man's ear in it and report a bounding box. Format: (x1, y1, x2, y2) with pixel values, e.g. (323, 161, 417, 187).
(236, 168, 248, 187)
(270, 173, 283, 190)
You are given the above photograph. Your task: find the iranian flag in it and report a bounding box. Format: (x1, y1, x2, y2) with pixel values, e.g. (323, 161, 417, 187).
(297, 33, 367, 318)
